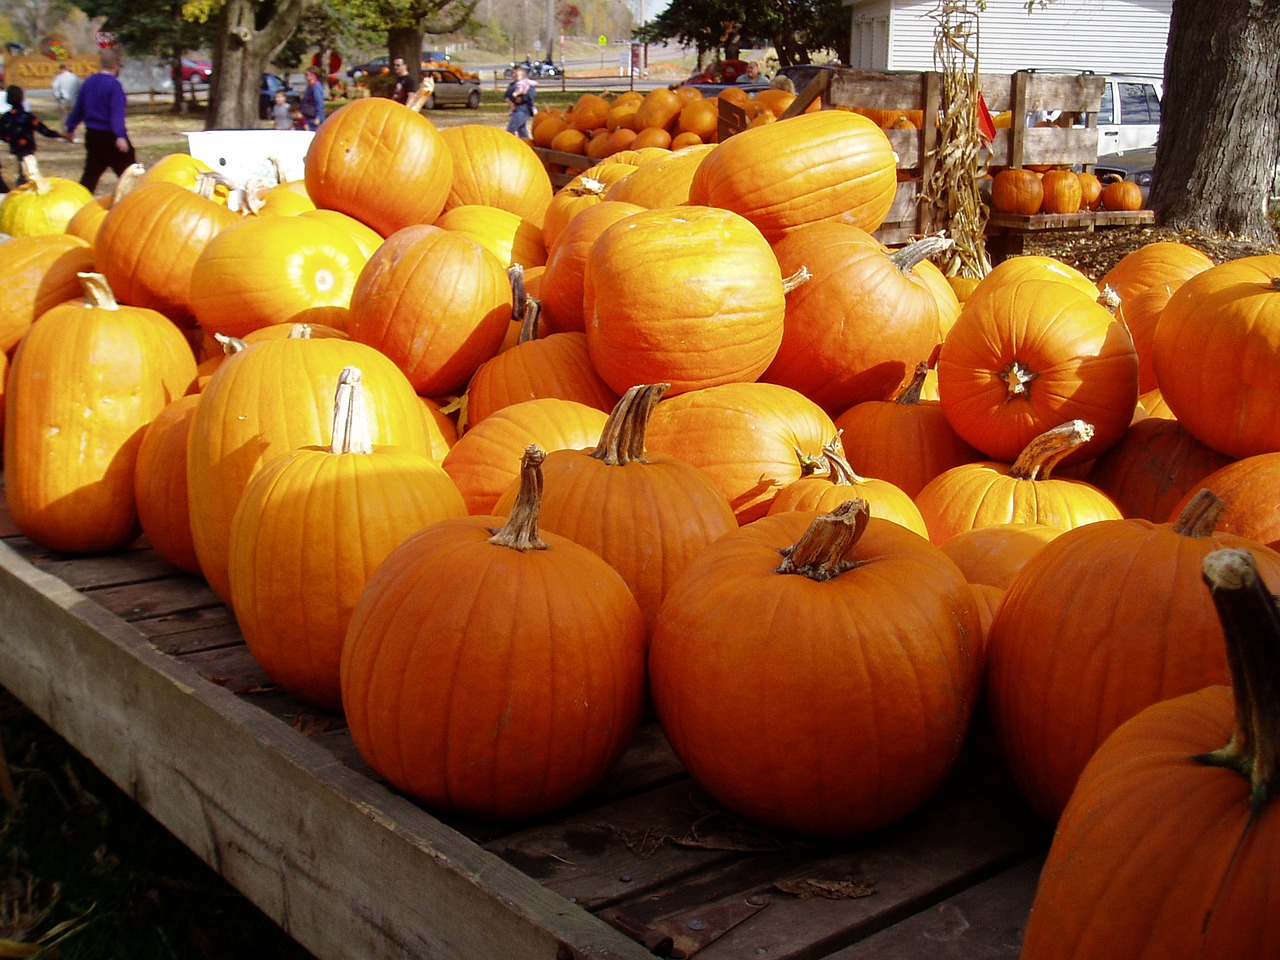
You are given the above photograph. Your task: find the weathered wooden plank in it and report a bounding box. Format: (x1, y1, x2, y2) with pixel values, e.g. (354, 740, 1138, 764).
(827, 858, 1044, 959)
(0, 538, 653, 960)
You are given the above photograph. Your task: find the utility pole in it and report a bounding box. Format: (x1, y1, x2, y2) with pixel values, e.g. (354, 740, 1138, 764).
(545, 0, 555, 63)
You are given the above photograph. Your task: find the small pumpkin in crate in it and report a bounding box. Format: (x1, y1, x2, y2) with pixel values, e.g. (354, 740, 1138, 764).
(990, 168, 1043, 215)
(1101, 179, 1143, 210)
(1039, 169, 1083, 214)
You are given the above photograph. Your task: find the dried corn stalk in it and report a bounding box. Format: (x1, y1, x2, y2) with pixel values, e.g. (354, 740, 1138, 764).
(924, 0, 991, 279)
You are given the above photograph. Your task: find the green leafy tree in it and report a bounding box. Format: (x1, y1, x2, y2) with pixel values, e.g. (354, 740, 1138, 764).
(343, 0, 478, 88)
(635, 0, 847, 67)
(79, 0, 217, 112)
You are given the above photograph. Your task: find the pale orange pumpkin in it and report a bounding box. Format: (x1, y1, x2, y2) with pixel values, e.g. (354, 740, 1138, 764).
(439, 123, 553, 226)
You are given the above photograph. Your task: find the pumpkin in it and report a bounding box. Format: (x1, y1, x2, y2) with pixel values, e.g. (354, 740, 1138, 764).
(1087, 417, 1233, 522)
(832, 360, 982, 498)
(766, 227, 947, 411)
(767, 435, 929, 537)
(1100, 179, 1143, 210)
(687, 110, 898, 242)
(1150, 254, 1280, 459)
(602, 143, 715, 208)
(1117, 281, 1179, 393)
(1038, 169, 1083, 214)
(540, 175, 607, 250)
(1019, 547, 1280, 960)
(914, 421, 1125, 544)
(538, 200, 645, 335)
(1075, 171, 1103, 211)
(990, 168, 1043, 215)
(4, 273, 196, 553)
(984, 489, 1280, 822)
(435, 203, 547, 269)
(189, 214, 367, 340)
(1098, 240, 1213, 307)
(493, 384, 737, 634)
(304, 96, 453, 237)
(141, 153, 230, 204)
(1167, 452, 1280, 550)
(0, 156, 94, 236)
(297, 208, 385, 261)
(94, 180, 240, 325)
(644, 381, 837, 524)
(938, 278, 1138, 465)
(346, 224, 513, 397)
(584, 205, 787, 397)
(241, 179, 317, 217)
(188, 328, 433, 602)
(0, 234, 95, 354)
(962, 254, 1100, 307)
(439, 123, 553, 226)
(677, 99, 719, 142)
(228, 366, 466, 711)
(340, 445, 647, 820)
(633, 88, 683, 132)
(938, 522, 1061, 590)
(649, 499, 980, 837)
(134, 394, 202, 575)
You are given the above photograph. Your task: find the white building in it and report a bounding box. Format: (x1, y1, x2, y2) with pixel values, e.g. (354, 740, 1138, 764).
(845, 0, 1171, 79)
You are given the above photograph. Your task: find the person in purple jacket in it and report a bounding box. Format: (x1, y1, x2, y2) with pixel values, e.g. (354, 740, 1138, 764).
(64, 46, 136, 193)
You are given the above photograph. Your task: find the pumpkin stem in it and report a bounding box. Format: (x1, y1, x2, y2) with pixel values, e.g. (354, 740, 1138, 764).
(1198, 548, 1280, 816)
(887, 233, 954, 274)
(1097, 284, 1121, 313)
(288, 324, 314, 339)
(775, 499, 870, 581)
(1269, 277, 1280, 291)
(894, 361, 932, 405)
(1000, 359, 1039, 400)
(112, 163, 147, 204)
(1009, 420, 1094, 480)
(330, 366, 373, 456)
(406, 79, 433, 112)
(75, 272, 120, 311)
(782, 265, 812, 294)
(568, 176, 605, 197)
(508, 264, 527, 321)
(591, 383, 670, 466)
(213, 332, 247, 356)
(19, 155, 48, 194)
(195, 171, 224, 202)
(1171, 488, 1227, 538)
(487, 445, 550, 552)
(817, 433, 864, 486)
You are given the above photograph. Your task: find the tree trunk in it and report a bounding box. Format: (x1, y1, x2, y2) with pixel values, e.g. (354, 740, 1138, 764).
(1151, 0, 1280, 242)
(389, 24, 424, 85)
(206, 0, 309, 130)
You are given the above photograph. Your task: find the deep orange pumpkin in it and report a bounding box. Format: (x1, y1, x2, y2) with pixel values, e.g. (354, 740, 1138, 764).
(0, 234, 95, 354)
(1039, 169, 1083, 214)
(538, 200, 645, 335)
(990, 168, 1043, 215)
(134, 393, 202, 575)
(1098, 240, 1213, 307)
(1166, 452, 1280, 550)
(1100, 179, 1143, 210)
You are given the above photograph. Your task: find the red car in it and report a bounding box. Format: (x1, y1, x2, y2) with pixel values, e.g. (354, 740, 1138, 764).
(181, 58, 213, 83)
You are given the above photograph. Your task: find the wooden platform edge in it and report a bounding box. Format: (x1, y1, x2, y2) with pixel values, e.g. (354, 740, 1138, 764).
(0, 539, 652, 960)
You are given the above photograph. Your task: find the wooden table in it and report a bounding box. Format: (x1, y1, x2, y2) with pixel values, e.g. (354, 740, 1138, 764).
(0, 482, 1050, 959)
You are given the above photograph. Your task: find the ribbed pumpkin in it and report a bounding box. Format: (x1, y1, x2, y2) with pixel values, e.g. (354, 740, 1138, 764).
(914, 421, 1125, 544)
(440, 397, 608, 514)
(985, 490, 1280, 822)
(1075, 171, 1103, 210)
(0, 156, 94, 236)
(1150, 254, 1280, 459)
(832, 360, 982, 498)
(602, 144, 715, 208)
(1038, 169, 1083, 214)
(94, 180, 240, 324)
(1117, 281, 1179, 393)
(1100, 179, 1143, 210)
(189, 214, 367, 340)
(141, 153, 230, 203)
(938, 278, 1138, 465)
(649, 499, 980, 837)
(766, 227, 947, 412)
(340, 445, 647, 820)
(346, 224, 513, 397)
(228, 367, 466, 711)
(304, 96, 453, 237)
(298, 208, 385, 260)
(1019, 547, 1280, 960)
(435, 203, 547, 268)
(5, 273, 196, 554)
(633, 87, 683, 132)
(134, 393, 202, 575)
(688, 110, 898, 242)
(1167, 452, 1280, 550)
(1098, 240, 1213, 307)
(493, 384, 737, 634)
(645, 381, 837, 523)
(990, 168, 1043, 215)
(938, 522, 1061, 590)
(0, 234, 95, 354)
(187, 330, 432, 602)
(677, 98, 719, 142)
(440, 123, 553, 225)
(766, 436, 929, 537)
(584, 205, 786, 397)
(538, 200, 645, 335)
(540, 174, 606, 250)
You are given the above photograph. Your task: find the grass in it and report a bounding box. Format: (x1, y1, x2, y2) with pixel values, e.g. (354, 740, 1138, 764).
(0, 692, 316, 959)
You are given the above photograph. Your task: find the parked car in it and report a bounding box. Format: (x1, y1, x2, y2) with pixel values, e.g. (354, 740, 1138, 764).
(181, 58, 213, 83)
(347, 55, 390, 80)
(1094, 73, 1163, 154)
(422, 49, 451, 64)
(1094, 145, 1156, 202)
(423, 68, 481, 109)
(259, 73, 291, 120)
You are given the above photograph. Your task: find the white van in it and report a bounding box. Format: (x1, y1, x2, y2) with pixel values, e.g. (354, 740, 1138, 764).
(1096, 74, 1163, 152)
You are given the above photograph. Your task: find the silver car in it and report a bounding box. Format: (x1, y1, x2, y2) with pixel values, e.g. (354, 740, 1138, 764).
(423, 68, 482, 109)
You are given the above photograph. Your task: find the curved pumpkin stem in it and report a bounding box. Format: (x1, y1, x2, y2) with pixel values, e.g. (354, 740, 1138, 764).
(782, 265, 812, 294)
(774, 498, 870, 581)
(816, 435, 867, 486)
(894, 361, 931, 405)
(112, 163, 147, 204)
(591, 383, 670, 466)
(76, 272, 120, 310)
(406, 79, 433, 112)
(19, 155, 48, 194)
(488, 445, 549, 552)
(212, 332, 248, 356)
(887, 233, 954, 274)
(1199, 547, 1280, 816)
(330, 366, 372, 455)
(1172, 488, 1227, 538)
(1008, 420, 1094, 481)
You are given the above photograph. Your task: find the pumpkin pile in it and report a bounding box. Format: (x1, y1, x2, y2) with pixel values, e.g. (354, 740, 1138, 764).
(990, 165, 1143, 215)
(4, 89, 1280, 879)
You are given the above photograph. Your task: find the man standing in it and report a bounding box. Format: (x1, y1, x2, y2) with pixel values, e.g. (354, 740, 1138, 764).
(64, 46, 135, 193)
(51, 63, 81, 117)
(302, 66, 326, 130)
(390, 56, 413, 104)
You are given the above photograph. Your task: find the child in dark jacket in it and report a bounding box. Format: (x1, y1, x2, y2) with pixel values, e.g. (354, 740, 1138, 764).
(0, 85, 69, 190)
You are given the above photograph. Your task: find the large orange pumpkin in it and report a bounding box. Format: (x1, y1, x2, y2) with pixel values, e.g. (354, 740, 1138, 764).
(1098, 240, 1213, 307)
(688, 110, 898, 242)
(304, 97, 453, 237)
(0, 234, 95, 354)
(1167, 452, 1280, 550)
(134, 393, 202, 575)
(439, 123, 553, 226)
(538, 200, 645, 335)
(583, 205, 786, 397)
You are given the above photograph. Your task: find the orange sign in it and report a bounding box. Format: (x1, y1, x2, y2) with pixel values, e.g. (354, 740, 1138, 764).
(6, 55, 100, 89)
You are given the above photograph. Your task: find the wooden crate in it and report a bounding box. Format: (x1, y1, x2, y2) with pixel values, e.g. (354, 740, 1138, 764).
(0, 484, 1052, 960)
